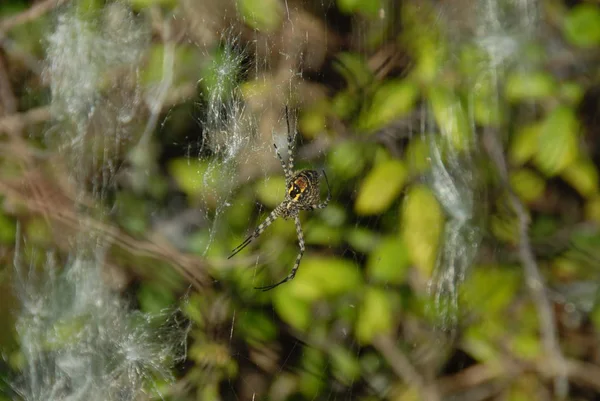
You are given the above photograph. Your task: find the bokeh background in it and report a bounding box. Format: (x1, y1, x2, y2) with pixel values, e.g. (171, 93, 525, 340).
(1, 0, 600, 400)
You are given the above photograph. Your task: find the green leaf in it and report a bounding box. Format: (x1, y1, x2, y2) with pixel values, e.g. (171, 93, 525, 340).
(138, 282, 176, 315)
(563, 4, 600, 48)
(355, 159, 408, 215)
(345, 227, 379, 253)
(355, 287, 395, 345)
(506, 71, 556, 102)
(329, 346, 361, 384)
(462, 266, 520, 315)
(273, 291, 312, 331)
(401, 185, 443, 277)
(428, 87, 471, 151)
(127, 0, 176, 10)
(254, 176, 286, 208)
(585, 197, 600, 223)
(534, 106, 579, 176)
(337, 0, 381, 18)
(237, 310, 279, 344)
(509, 169, 546, 203)
(405, 136, 431, 175)
(328, 141, 371, 181)
(168, 159, 223, 205)
(561, 159, 599, 197)
(0, 212, 16, 245)
(237, 0, 282, 31)
(358, 80, 419, 132)
(333, 52, 373, 89)
(367, 236, 411, 285)
(510, 122, 541, 166)
(272, 256, 362, 301)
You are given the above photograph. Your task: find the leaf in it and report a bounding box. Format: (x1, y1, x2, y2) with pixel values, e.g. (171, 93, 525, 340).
(337, 0, 382, 18)
(272, 256, 362, 301)
(509, 122, 541, 166)
(237, 310, 279, 344)
(355, 287, 395, 345)
(333, 52, 373, 89)
(237, 0, 282, 31)
(505, 71, 556, 102)
(428, 87, 471, 151)
(138, 282, 176, 315)
(563, 4, 600, 48)
(401, 185, 443, 277)
(405, 136, 431, 175)
(273, 291, 312, 331)
(168, 158, 223, 205)
(329, 346, 361, 384)
(0, 212, 16, 245)
(254, 176, 286, 208)
(328, 141, 371, 181)
(355, 159, 408, 215)
(585, 197, 600, 224)
(345, 227, 379, 253)
(534, 106, 579, 176)
(509, 169, 546, 203)
(561, 159, 599, 197)
(366, 236, 411, 285)
(358, 80, 419, 132)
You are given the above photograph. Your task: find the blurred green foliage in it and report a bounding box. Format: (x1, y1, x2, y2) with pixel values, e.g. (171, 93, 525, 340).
(1, 0, 600, 400)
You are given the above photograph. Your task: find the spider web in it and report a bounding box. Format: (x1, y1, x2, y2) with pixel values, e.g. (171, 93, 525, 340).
(7, 0, 544, 400)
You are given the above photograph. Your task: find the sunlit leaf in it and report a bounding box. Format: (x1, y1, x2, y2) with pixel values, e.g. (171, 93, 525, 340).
(463, 266, 520, 315)
(563, 4, 600, 48)
(401, 185, 443, 277)
(345, 227, 380, 253)
(505, 71, 556, 102)
(141, 44, 199, 86)
(299, 100, 329, 139)
(405, 136, 431, 175)
(535, 106, 579, 176)
(254, 176, 286, 208)
(367, 236, 411, 285)
(304, 222, 343, 246)
(328, 141, 372, 181)
(358, 80, 419, 132)
(273, 291, 312, 331)
(300, 348, 326, 397)
(428, 87, 471, 151)
(510, 122, 541, 166)
(237, 0, 282, 31)
(277, 256, 362, 301)
(333, 52, 373, 89)
(337, 0, 381, 18)
(330, 346, 361, 384)
(509, 169, 545, 203)
(355, 287, 395, 345)
(584, 197, 600, 224)
(561, 158, 599, 197)
(355, 159, 408, 215)
(127, 0, 176, 10)
(168, 159, 224, 205)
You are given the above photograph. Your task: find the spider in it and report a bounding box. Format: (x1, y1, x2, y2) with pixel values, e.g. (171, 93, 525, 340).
(228, 107, 331, 291)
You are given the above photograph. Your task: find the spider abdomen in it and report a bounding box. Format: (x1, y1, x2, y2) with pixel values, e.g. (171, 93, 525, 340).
(288, 170, 321, 208)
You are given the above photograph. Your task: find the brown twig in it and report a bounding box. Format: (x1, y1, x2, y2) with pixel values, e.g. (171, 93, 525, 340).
(483, 130, 568, 398)
(373, 335, 441, 401)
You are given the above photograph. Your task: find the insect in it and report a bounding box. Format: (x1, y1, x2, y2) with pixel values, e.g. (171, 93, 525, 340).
(228, 107, 331, 291)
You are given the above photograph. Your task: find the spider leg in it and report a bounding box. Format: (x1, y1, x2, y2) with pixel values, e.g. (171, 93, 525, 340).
(311, 169, 331, 210)
(228, 209, 279, 259)
(273, 143, 291, 181)
(255, 215, 305, 291)
(285, 106, 295, 172)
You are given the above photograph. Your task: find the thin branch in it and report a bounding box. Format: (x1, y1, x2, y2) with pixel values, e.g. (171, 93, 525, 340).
(373, 335, 441, 401)
(483, 130, 568, 398)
